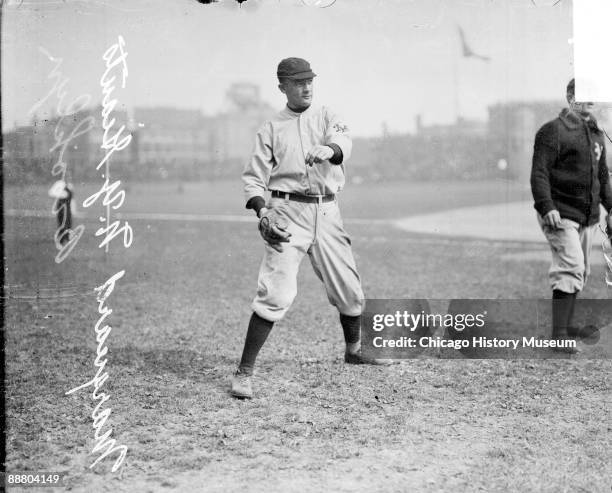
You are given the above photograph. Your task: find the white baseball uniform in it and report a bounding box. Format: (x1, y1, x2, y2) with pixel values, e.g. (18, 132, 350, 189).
(242, 104, 364, 322)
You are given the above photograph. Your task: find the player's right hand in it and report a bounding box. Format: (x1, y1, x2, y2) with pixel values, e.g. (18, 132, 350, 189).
(305, 145, 334, 167)
(543, 209, 562, 229)
(258, 208, 291, 252)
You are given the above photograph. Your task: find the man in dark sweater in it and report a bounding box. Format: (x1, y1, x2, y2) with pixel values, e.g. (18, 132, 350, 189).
(531, 79, 612, 353)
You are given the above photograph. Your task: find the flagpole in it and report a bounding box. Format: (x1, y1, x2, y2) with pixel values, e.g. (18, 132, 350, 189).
(454, 25, 491, 124)
(453, 47, 460, 123)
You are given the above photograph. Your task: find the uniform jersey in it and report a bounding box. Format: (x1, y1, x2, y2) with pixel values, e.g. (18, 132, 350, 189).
(243, 105, 352, 201)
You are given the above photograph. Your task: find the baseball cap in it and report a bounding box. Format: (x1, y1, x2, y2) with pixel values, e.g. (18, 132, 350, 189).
(277, 57, 317, 80)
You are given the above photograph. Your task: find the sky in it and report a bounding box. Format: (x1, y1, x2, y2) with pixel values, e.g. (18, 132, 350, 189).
(2, 0, 577, 136)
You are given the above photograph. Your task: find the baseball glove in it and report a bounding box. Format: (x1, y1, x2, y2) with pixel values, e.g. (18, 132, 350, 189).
(258, 208, 291, 252)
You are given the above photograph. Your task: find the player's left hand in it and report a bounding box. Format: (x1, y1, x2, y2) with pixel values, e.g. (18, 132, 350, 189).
(305, 145, 334, 167)
(258, 208, 291, 252)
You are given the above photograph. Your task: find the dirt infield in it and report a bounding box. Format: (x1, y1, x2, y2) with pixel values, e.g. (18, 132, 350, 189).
(394, 200, 611, 245)
(4, 181, 611, 492)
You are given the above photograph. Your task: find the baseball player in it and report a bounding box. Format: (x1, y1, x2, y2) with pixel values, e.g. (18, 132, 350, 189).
(531, 79, 612, 353)
(231, 57, 389, 399)
(49, 180, 75, 246)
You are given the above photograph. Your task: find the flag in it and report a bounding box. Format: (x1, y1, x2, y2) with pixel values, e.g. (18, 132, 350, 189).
(457, 26, 490, 62)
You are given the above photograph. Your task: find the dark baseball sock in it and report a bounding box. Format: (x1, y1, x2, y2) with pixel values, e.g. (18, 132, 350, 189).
(552, 289, 577, 339)
(238, 312, 274, 376)
(340, 313, 361, 348)
(566, 291, 578, 335)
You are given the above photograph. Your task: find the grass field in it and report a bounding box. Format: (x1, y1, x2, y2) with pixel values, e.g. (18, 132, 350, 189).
(4, 180, 611, 492)
(5, 178, 532, 219)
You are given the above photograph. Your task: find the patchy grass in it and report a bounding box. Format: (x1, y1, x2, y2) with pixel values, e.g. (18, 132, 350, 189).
(4, 181, 611, 492)
(4, 178, 530, 219)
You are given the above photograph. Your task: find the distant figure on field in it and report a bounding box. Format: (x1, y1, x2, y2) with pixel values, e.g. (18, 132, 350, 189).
(49, 180, 75, 246)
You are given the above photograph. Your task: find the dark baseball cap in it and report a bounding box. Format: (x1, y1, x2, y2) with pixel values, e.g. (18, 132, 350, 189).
(277, 57, 317, 80)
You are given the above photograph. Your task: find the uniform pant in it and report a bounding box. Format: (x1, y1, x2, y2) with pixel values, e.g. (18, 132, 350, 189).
(538, 214, 598, 293)
(252, 196, 364, 322)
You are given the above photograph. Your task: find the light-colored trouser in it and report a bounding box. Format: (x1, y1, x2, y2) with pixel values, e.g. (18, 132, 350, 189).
(538, 214, 598, 293)
(252, 196, 364, 322)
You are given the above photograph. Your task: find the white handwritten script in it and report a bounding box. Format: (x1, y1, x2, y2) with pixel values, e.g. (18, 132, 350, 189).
(66, 271, 128, 472)
(65, 36, 133, 473)
(83, 35, 133, 250)
(30, 49, 93, 263)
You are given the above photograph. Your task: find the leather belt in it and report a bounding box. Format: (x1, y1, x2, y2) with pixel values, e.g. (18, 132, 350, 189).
(271, 190, 335, 203)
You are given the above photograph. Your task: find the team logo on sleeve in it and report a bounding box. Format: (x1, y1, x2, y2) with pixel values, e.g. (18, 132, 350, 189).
(333, 123, 349, 133)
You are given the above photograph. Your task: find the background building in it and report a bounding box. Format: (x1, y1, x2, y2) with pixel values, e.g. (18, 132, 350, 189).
(488, 102, 563, 183)
(3, 89, 610, 185)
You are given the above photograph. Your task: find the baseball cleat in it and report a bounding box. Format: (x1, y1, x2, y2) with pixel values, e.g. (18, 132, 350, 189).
(567, 325, 599, 340)
(230, 371, 253, 399)
(344, 351, 395, 365)
(550, 342, 580, 355)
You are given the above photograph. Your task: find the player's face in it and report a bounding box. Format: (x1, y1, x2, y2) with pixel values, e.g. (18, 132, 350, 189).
(279, 78, 313, 110)
(568, 95, 595, 118)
